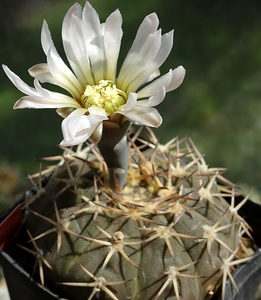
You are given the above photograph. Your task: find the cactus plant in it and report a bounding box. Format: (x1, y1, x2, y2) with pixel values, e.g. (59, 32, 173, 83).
(9, 127, 253, 300)
(1, 1, 256, 300)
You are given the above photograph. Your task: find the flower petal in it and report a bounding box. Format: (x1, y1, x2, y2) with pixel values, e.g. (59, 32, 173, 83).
(147, 69, 160, 82)
(137, 70, 172, 98)
(62, 3, 94, 86)
(14, 96, 58, 109)
(120, 105, 162, 127)
(103, 9, 123, 81)
(165, 65, 186, 92)
(88, 105, 107, 117)
(126, 30, 174, 93)
(82, 1, 105, 83)
(137, 66, 186, 98)
(41, 20, 55, 55)
(56, 107, 75, 118)
(89, 121, 103, 144)
(34, 80, 81, 107)
(61, 108, 88, 140)
(117, 29, 162, 92)
(61, 106, 108, 146)
(137, 86, 166, 107)
(47, 47, 83, 98)
(41, 19, 84, 98)
(129, 12, 159, 52)
(120, 13, 159, 66)
(14, 80, 81, 109)
(14, 94, 79, 109)
(28, 63, 61, 86)
(62, 2, 82, 35)
(3, 65, 38, 97)
(119, 92, 138, 111)
(61, 109, 90, 145)
(117, 13, 159, 87)
(60, 125, 90, 146)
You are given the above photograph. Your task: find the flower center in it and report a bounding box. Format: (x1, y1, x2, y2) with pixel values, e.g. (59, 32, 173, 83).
(81, 80, 127, 115)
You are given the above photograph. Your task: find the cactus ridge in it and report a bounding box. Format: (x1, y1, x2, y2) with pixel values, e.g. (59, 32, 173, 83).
(19, 127, 255, 300)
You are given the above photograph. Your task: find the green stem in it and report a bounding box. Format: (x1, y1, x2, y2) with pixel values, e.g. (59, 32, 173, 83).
(98, 120, 130, 190)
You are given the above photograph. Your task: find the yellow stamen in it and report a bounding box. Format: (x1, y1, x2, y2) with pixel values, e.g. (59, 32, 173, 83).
(81, 80, 127, 115)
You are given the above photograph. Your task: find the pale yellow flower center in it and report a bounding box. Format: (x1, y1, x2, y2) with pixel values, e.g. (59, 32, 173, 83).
(81, 80, 127, 115)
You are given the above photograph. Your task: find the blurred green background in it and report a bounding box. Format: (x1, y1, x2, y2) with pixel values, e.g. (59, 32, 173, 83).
(1, 0, 261, 211)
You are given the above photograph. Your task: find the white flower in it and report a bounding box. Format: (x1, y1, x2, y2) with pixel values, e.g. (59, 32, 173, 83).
(3, 1, 185, 146)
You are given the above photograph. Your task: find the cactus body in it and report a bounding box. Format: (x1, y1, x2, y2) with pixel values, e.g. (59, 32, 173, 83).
(18, 129, 253, 300)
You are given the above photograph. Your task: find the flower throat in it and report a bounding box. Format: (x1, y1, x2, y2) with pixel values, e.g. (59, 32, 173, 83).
(81, 80, 127, 115)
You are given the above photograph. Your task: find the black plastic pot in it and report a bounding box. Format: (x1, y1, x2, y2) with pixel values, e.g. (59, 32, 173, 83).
(0, 250, 59, 300)
(0, 181, 60, 300)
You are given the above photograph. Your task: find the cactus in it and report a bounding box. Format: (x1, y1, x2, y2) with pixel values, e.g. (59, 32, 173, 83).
(2, 2, 256, 299)
(13, 127, 253, 300)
